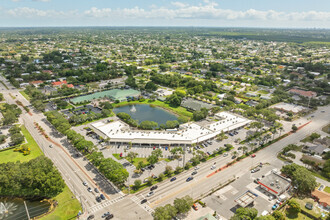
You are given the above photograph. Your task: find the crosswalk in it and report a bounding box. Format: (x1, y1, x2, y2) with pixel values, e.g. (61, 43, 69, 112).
(88, 195, 125, 213)
(131, 195, 154, 215)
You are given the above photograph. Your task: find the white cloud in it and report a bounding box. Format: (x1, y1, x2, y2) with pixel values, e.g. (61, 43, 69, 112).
(2, 1, 330, 27)
(171, 2, 189, 8)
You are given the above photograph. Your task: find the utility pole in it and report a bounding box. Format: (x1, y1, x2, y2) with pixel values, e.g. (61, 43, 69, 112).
(24, 201, 30, 220)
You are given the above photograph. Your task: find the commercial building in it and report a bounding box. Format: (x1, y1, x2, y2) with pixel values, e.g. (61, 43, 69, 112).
(91, 111, 251, 146)
(258, 172, 291, 197)
(234, 190, 258, 207)
(270, 102, 308, 114)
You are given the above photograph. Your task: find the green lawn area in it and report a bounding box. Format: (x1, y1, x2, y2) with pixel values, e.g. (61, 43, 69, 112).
(113, 99, 193, 118)
(291, 198, 323, 219)
(322, 123, 330, 134)
(40, 185, 82, 220)
(0, 125, 43, 163)
(113, 153, 123, 160)
(286, 212, 313, 220)
(130, 157, 149, 167)
(19, 90, 31, 101)
(324, 186, 330, 193)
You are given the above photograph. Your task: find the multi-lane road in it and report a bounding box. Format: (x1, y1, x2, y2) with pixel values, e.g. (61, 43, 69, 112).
(0, 75, 329, 219)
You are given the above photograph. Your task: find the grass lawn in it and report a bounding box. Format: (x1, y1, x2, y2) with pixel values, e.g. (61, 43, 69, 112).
(286, 212, 313, 220)
(113, 99, 193, 118)
(113, 153, 123, 160)
(40, 185, 81, 220)
(292, 198, 323, 219)
(130, 157, 149, 167)
(19, 90, 31, 101)
(324, 186, 330, 193)
(0, 125, 44, 163)
(322, 123, 330, 134)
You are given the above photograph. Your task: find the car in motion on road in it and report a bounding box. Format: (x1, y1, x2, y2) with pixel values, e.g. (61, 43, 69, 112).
(141, 199, 148, 204)
(105, 214, 114, 220)
(96, 196, 101, 203)
(251, 154, 256, 158)
(150, 185, 158, 191)
(87, 214, 95, 220)
(94, 188, 99, 193)
(170, 177, 177, 182)
(186, 177, 193, 182)
(211, 165, 216, 170)
(147, 191, 154, 197)
(191, 171, 197, 175)
(223, 153, 228, 157)
(100, 194, 105, 200)
(87, 187, 92, 192)
(83, 181, 88, 186)
(102, 212, 111, 218)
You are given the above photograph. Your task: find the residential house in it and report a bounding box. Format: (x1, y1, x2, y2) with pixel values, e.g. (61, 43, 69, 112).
(29, 80, 44, 88)
(289, 89, 317, 98)
(311, 190, 330, 209)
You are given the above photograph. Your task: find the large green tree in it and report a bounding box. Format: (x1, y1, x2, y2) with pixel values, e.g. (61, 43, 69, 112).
(281, 164, 317, 194)
(0, 156, 65, 198)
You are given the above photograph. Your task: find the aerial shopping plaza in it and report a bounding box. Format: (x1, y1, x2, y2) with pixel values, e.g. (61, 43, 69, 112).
(92, 111, 251, 146)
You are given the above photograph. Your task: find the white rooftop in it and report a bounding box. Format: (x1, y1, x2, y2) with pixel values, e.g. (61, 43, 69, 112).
(92, 111, 251, 145)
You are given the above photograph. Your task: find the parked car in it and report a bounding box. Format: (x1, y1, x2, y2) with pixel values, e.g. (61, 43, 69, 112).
(170, 177, 177, 182)
(94, 188, 99, 193)
(186, 177, 193, 182)
(87, 187, 92, 192)
(192, 203, 198, 211)
(100, 194, 105, 200)
(83, 181, 88, 186)
(96, 196, 102, 203)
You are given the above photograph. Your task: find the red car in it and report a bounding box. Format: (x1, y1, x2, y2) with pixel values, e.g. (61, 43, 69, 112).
(251, 154, 256, 158)
(153, 146, 156, 150)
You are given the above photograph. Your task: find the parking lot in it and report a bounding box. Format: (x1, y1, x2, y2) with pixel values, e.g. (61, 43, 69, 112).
(98, 127, 250, 183)
(202, 162, 288, 219)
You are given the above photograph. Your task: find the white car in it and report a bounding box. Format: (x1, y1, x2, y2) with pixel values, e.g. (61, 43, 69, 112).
(211, 165, 216, 170)
(194, 166, 200, 170)
(223, 153, 228, 157)
(147, 191, 154, 197)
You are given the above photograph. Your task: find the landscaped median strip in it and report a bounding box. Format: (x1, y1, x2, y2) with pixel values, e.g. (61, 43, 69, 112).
(206, 121, 312, 178)
(33, 121, 111, 200)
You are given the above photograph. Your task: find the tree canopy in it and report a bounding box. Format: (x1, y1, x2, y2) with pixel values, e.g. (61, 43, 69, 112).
(0, 156, 65, 198)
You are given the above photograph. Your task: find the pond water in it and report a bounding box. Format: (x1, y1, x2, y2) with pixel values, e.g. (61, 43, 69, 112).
(113, 104, 178, 126)
(0, 198, 50, 220)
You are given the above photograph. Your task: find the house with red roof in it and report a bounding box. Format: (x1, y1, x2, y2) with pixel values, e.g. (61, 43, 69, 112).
(289, 88, 317, 98)
(29, 80, 44, 87)
(52, 80, 67, 87)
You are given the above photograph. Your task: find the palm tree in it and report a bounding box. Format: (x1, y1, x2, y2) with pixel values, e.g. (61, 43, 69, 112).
(279, 126, 284, 137)
(242, 146, 248, 155)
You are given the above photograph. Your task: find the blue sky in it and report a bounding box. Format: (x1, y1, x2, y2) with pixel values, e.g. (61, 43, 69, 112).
(1, 0, 330, 28)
